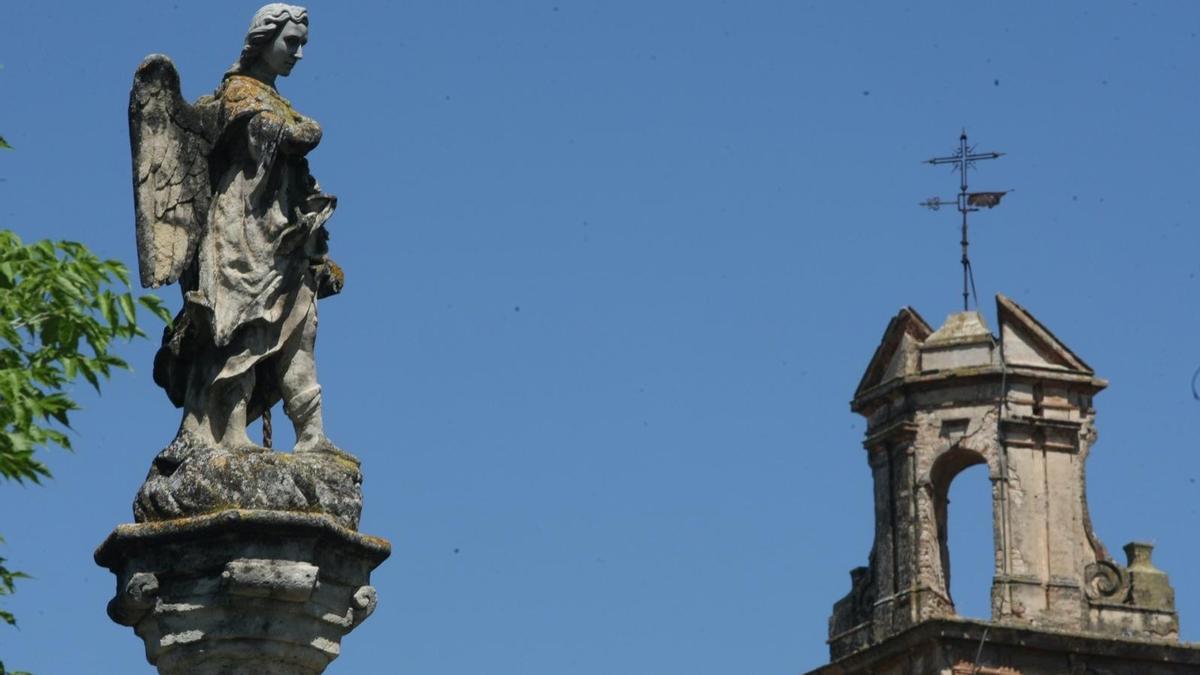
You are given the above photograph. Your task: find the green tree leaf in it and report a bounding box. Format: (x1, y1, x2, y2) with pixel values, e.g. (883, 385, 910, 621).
(0, 227, 167, 646)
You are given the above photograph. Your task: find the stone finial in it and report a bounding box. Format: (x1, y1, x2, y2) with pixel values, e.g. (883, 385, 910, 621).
(1124, 542, 1158, 571)
(1124, 542, 1177, 613)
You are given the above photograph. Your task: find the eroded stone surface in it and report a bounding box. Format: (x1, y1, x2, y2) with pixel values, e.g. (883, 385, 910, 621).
(97, 510, 389, 675)
(808, 618, 1200, 675)
(134, 433, 363, 530)
(108, 8, 389, 673)
(132, 5, 344, 454)
(824, 294, 1184, 665)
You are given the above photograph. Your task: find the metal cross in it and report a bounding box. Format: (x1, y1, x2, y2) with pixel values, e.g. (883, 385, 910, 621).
(920, 130, 1007, 311)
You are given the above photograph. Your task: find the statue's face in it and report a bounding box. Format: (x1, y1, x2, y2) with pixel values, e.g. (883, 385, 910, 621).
(261, 20, 307, 77)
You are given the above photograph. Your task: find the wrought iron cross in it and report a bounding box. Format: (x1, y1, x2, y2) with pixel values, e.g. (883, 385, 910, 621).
(920, 131, 1008, 311)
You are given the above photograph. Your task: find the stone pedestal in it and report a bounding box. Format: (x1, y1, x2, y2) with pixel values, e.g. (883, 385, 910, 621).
(97, 439, 390, 674)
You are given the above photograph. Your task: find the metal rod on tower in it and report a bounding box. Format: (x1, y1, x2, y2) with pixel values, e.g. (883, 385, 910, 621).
(919, 130, 1008, 312)
(961, 202, 969, 311)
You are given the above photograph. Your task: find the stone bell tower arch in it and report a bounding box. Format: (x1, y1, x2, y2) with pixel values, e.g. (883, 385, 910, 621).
(813, 294, 1195, 675)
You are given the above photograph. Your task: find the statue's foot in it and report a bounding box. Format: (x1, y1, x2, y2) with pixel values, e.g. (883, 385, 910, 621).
(173, 419, 266, 453)
(230, 443, 272, 454)
(218, 427, 267, 454)
(294, 436, 360, 466)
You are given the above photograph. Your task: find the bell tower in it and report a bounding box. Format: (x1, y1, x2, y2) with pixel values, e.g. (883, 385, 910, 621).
(811, 295, 1197, 675)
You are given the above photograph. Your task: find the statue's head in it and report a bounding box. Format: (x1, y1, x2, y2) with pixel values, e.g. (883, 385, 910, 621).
(228, 4, 309, 78)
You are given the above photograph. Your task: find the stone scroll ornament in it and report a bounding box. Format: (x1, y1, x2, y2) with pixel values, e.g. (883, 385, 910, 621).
(102, 8, 389, 674)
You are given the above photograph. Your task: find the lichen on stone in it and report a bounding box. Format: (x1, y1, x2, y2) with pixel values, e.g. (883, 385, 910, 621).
(134, 432, 364, 530)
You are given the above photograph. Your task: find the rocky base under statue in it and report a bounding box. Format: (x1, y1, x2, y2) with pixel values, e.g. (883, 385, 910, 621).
(96, 443, 390, 675)
(135, 433, 364, 529)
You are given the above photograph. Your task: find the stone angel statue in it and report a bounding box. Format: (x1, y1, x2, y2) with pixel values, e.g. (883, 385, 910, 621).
(130, 4, 344, 455)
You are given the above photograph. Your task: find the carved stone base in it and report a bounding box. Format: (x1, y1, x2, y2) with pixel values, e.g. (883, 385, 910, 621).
(96, 510, 390, 675)
(134, 435, 365, 530)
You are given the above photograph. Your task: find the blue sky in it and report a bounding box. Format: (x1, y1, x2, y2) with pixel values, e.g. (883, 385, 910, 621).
(2, 1, 1200, 673)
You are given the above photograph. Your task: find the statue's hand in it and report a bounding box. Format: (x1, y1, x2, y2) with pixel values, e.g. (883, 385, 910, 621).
(313, 258, 344, 299)
(288, 113, 322, 147)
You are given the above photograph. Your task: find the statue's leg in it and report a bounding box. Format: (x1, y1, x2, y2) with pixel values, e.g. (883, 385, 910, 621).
(208, 370, 256, 449)
(178, 406, 211, 445)
(278, 307, 331, 453)
(178, 359, 216, 446)
(224, 376, 256, 449)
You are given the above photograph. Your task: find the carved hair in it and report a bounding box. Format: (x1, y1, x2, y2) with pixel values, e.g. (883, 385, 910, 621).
(227, 3, 309, 76)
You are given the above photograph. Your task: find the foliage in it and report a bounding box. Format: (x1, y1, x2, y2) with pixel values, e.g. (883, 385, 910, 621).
(0, 542, 24, 628)
(0, 548, 26, 675)
(0, 230, 169, 663)
(0, 231, 170, 482)
(0, 129, 167, 672)
(0, 660, 31, 675)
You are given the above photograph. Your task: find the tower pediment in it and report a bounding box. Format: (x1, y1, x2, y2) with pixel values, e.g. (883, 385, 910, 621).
(854, 296, 1105, 417)
(997, 293, 1092, 374)
(853, 307, 932, 399)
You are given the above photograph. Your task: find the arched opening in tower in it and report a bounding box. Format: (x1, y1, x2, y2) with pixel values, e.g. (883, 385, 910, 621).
(930, 446, 993, 620)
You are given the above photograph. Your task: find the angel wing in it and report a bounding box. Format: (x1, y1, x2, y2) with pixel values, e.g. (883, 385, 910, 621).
(129, 54, 217, 289)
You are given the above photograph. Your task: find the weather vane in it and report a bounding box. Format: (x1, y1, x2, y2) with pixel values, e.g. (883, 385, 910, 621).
(921, 130, 1009, 311)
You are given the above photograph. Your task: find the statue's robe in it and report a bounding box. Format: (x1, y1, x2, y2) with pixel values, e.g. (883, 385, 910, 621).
(155, 74, 335, 419)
